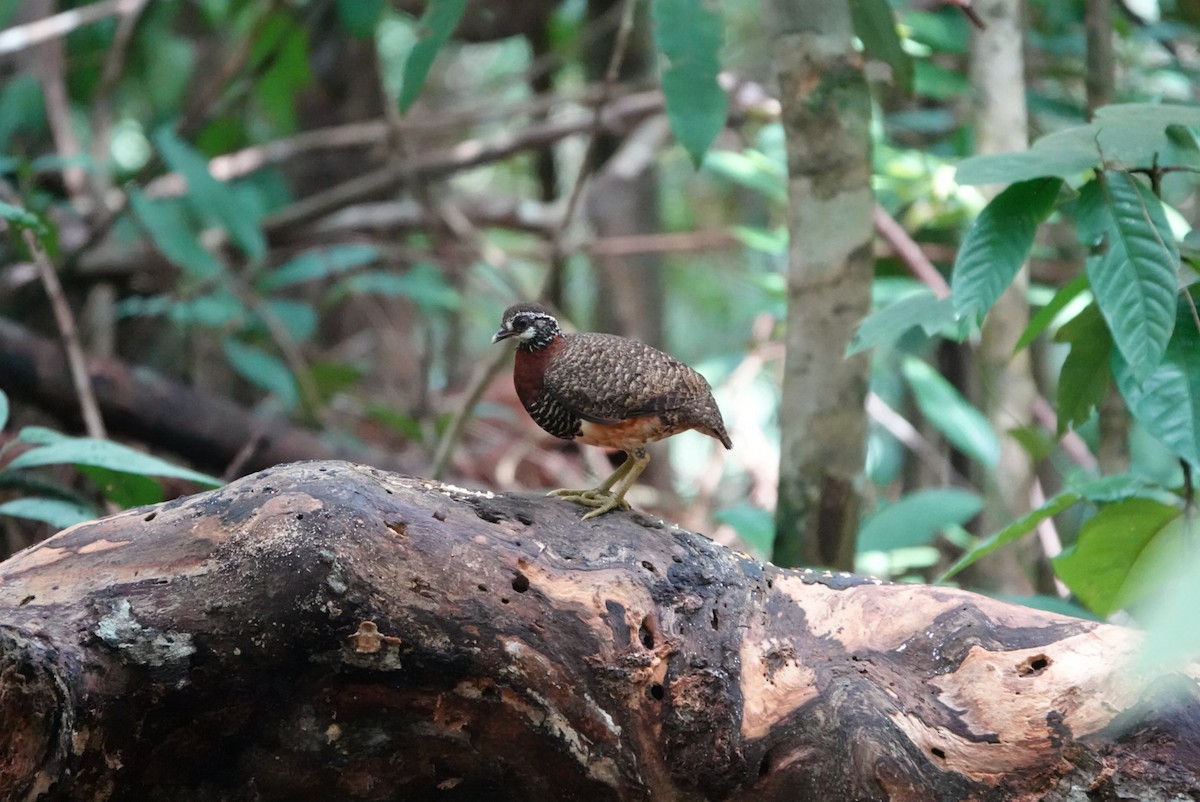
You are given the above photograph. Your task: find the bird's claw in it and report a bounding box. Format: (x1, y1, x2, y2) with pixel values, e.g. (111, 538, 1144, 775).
(547, 488, 630, 519)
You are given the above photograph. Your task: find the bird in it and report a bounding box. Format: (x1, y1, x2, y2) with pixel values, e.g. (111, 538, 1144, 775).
(492, 302, 732, 520)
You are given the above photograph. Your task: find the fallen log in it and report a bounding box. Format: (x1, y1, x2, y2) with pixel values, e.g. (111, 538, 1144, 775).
(0, 460, 1196, 801)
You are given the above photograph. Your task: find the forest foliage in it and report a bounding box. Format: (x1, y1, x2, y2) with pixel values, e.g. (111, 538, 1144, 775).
(0, 0, 1198, 658)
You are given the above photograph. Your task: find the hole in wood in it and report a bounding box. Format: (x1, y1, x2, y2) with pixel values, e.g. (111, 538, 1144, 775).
(641, 560, 657, 573)
(1017, 654, 1052, 676)
(477, 584, 488, 592)
(710, 609, 719, 631)
(931, 747, 946, 760)
(511, 573, 530, 593)
(144, 512, 157, 522)
(295, 513, 304, 520)
(649, 683, 665, 701)
(387, 521, 407, 537)
(639, 616, 655, 650)
(516, 513, 534, 526)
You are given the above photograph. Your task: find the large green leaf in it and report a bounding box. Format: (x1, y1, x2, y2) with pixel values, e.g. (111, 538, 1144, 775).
(1113, 299, 1200, 468)
(1087, 171, 1179, 382)
(848, 291, 957, 355)
(902, 357, 999, 467)
(153, 127, 266, 259)
(338, 0, 385, 37)
(335, 263, 460, 311)
(1053, 498, 1183, 617)
(0, 497, 97, 529)
(79, 465, 163, 507)
(257, 244, 380, 291)
(956, 104, 1200, 185)
(1014, 273, 1090, 352)
(397, 0, 468, 113)
(858, 488, 982, 552)
(127, 187, 223, 280)
(714, 503, 774, 559)
(939, 474, 1178, 581)
(951, 177, 1062, 317)
(223, 339, 299, 410)
(1054, 302, 1112, 433)
(849, 0, 914, 93)
(9, 438, 221, 486)
(651, 0, 729, 167)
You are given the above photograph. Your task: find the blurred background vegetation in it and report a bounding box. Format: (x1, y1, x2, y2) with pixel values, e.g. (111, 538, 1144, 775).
(0, 0, 1198, 639)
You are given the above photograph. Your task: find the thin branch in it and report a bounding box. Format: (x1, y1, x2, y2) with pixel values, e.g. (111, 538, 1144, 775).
(87, 0, 149, 207)
(0, 0, 144, 57)
(22, 230, 107, 440)
(260, 89, 665, 239)
(873, 203, 950, 298)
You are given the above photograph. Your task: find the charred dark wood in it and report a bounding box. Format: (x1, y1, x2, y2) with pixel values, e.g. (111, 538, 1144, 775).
(0, 461, 1197, 801)
(0, 317, 417, 476)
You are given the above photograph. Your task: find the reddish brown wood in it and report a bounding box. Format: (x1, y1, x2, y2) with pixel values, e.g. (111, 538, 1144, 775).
(0, 461, 1196, 801)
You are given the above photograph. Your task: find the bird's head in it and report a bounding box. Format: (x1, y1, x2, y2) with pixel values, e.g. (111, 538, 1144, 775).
(492, 303, 562, 351)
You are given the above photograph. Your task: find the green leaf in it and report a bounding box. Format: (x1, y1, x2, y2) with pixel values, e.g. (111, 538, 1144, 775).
(651, 0, 729, 166)
(259, 299, 317, 342)
(848, 291, 957, 355)
(714, 503, 775, 559)
(939, 474, 1179, 581)
(336, 263, 460, 310)
(1053, 498, 1183, 617)
(1087, 171, 1178, 382)
(849, 0, 914, 93)
(858, 488, 982, 552)
(955, 127, 1102, 185)
(1054, 302, 1112, 433)
(1015, 274, 1090, 352)
(223, 339, 299, 410)
(153, 126, 266, 259)
(0, 497, 96, 529)
(1067, 177, 1108, 248)
(956, 105, 1200, 185)
(128, 188, 223, 280)
(1113, 299, 1200, 468)
(951, 177, 1062, 318)
(9, 438, 221, 486)
(703, 150, 787, 204)
(310, 361, 364, 402)
(366, 404, 425, 444)
(902, 357, 1000, 467)
(338, 0, 385, 36)
(0, 388, 8, 430)
(79, 465, 163, 507)
(397, 0, 468, 113)
(0, 199, 48, 237)
(254, 20, 312, 132)
(257, 244, 380, 290)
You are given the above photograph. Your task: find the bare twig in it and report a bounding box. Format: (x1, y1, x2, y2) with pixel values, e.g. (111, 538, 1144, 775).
(873, 203, 950, 298)
(0, 0, 144, 57)
(21, 230, 107, 440)
(261, 89, 664, 238)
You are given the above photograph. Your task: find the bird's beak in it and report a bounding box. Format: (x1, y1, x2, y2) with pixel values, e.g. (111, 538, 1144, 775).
(492, 327, 513, 344)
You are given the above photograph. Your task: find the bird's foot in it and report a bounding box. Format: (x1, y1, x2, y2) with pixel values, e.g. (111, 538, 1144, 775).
(547, 488, 630, 519)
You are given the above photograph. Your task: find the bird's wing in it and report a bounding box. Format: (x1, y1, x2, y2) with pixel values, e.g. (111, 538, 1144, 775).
(545, 333, 712, 423)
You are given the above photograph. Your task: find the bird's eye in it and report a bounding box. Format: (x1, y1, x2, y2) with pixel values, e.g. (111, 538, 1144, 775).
(512, 317, 529, 331)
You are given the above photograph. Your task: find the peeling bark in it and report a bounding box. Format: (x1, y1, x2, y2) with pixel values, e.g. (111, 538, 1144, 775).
(0, 461, 1197, 801)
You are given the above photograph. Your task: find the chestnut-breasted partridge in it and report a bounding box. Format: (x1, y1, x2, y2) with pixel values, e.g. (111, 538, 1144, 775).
(492, 302, 732, 520)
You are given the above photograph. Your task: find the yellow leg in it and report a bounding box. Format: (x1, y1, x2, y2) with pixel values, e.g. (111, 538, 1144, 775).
(548, 448, 650, 520)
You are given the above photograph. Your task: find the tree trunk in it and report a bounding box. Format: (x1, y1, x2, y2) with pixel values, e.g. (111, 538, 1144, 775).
(967, 0, 1043, 594)
(768, 0, 874, 570)
(1, 461, 1197, 801)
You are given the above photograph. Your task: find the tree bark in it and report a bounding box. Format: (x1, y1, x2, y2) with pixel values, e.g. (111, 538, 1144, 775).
(1, 461, 1197, 801)
(967, 0, 1043, 594)
(768, 0, 874, 570)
